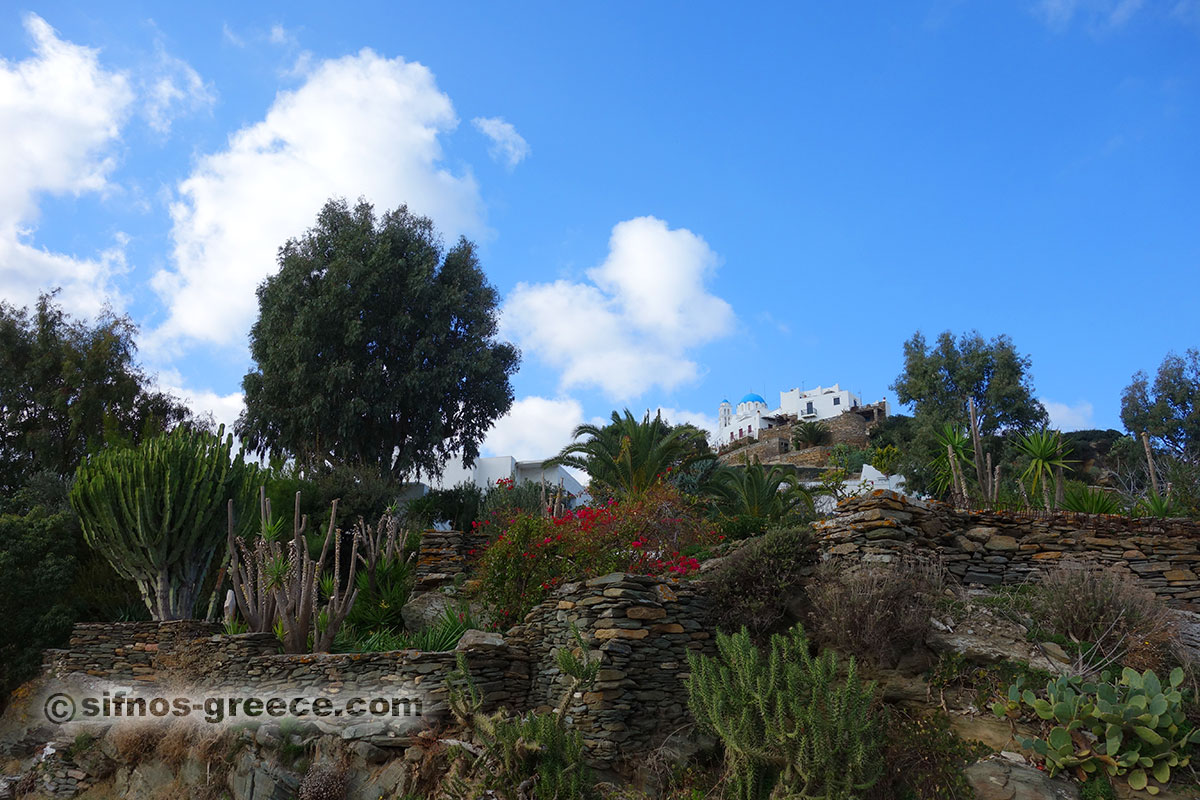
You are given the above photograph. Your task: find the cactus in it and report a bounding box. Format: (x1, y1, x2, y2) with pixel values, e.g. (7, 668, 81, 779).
(994, 666, 1200, 792)
(70, 425, 258, 620)
(687, 624, 882, 800)
(227, 489, 360, 653)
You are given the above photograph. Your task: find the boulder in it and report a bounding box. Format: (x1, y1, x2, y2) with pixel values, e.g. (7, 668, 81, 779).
(964, 758, 1078, 800)
(399, 591, 456, 632)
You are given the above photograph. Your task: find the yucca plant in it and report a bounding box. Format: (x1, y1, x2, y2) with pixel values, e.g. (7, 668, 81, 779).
(928, 424, 973, 502)
(1014, 429, 1074, 510)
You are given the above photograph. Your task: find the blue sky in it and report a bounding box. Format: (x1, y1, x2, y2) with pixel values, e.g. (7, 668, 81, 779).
(2, 1, 1198, 462)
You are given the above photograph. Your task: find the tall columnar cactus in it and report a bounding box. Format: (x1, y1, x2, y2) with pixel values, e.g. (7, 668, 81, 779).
(687, 625, 882, 800)
(70, 425, 258, 621)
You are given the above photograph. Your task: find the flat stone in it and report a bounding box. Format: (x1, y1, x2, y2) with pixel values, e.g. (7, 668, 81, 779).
(594, 628, 649, 640)
(456, 630, 506, 650)
(625, 606, 666, 620)
(985, 535, 1019, 552)
(964, 759, 1078, 800)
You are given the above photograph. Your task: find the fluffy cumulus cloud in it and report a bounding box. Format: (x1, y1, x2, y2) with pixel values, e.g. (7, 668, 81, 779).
(480, 396, 585, 461)
(0, 13, 135, 316)
(472, 116, 530, 169)
(655, 406, 720, 444)
(149, 48, 484, 351)
(155, 368, 246, 434)
(1041, 399, 1095, 430)
(503, 216, 735, 401)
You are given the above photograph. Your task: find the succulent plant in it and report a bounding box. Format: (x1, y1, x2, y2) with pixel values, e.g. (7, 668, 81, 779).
(994, 667, 1200, 794)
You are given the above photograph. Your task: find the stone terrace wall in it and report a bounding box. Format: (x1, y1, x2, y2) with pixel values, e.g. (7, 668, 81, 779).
(44, 621, 223, 682)
(507, 573, 714, 768)
(414, 528, 490, 593)
(815, 490, 1200, 609)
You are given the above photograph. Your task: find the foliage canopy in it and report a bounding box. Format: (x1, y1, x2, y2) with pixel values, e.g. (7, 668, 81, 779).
(237, 198, 520, 482)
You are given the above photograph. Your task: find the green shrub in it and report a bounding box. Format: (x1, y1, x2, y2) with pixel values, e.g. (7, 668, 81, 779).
(868, 709, 989, 800)
(993, 667, 1200, 792)
(345, 556, 412, 634)
(0, 506, 78, 703)
(687, 624, 881, 800)
(807, 557, 944, 668)
(703, 527, 815, 638)
(1080, 774, 1117, 800)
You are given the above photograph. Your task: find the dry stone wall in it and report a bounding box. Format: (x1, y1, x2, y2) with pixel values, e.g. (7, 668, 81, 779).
(507, 572, 714, 768)
(816, 490, 1200, 609)
(414, 528, 490, 592)
(41, 573, 711, 769)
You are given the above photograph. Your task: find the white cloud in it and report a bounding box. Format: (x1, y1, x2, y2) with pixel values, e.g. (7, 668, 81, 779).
(143, 43, 215, 134)
(156, 368, 246, 434)
(503, 216, 735, 400)
(149, 48, 484, 351)
(0, 13, 134, 316)
(655, 406, 719, 444)
(269, 24, 292, 45)
(1041, 399, 1095, 430)
(472, 116, 530, 169)
(481, 396, 585, 461)
(1035, 0, 1145, 29)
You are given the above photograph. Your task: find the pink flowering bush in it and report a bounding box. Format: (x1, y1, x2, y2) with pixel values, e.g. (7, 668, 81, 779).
(475, 484, 716, 624)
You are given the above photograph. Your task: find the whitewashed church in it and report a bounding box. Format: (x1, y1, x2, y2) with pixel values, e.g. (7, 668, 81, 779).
(717, 384, 871, 445)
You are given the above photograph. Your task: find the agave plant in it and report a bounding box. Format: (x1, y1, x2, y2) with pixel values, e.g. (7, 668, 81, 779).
(1061, 483, 1124, 515)
(1134, 490, 1181, 518)
(1014, 429, 1074, 510)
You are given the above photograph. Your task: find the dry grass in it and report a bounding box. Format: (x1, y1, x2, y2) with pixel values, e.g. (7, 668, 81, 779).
(107, 722, 159, 763)
(1034, 559, 1175, 674)
(807, 556, 945, 668)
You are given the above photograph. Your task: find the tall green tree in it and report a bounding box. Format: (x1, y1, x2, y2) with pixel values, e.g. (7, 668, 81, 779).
(0, 293, 194, 495)
(889, 330, 1047, 495)
(891, 330, 1047, 436)
(1121, 349, 1200, 461)
(237, 199, 520, 482)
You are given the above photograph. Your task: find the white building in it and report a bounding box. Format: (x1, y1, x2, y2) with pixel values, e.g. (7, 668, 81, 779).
(717, 384, 879, 445)
(424, 455, 586, 497)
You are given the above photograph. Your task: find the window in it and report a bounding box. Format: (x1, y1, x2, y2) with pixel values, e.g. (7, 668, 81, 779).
(806, 401, 814, 414)
(833, 396, 840, 406)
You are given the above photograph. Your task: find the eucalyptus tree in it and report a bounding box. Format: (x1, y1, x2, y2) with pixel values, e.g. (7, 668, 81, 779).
(237, 198, 520, 483)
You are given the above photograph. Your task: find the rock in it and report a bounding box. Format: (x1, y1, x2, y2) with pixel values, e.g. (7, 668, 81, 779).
(964, 758, 1079, 799)
(400, 591, 456, 632)
(985, 535, 1020, 552)
(455, 630, 505, 651)
(965, 527, 999, 542)
(1038, 642, 1071, 665)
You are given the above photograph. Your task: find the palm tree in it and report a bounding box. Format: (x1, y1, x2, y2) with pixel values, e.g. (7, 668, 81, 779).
(545, 409, 714, 498)
(711, 463, 814, 524)
(929, 423, 973, 501)
(1014, 429, 1074, 510)
(792, 421, 831, 449)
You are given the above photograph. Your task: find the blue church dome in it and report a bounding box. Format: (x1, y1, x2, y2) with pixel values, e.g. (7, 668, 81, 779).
(740, 393, 767, 405)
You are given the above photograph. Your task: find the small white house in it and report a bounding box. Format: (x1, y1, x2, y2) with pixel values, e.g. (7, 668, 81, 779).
(424, 455, 586, 497)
